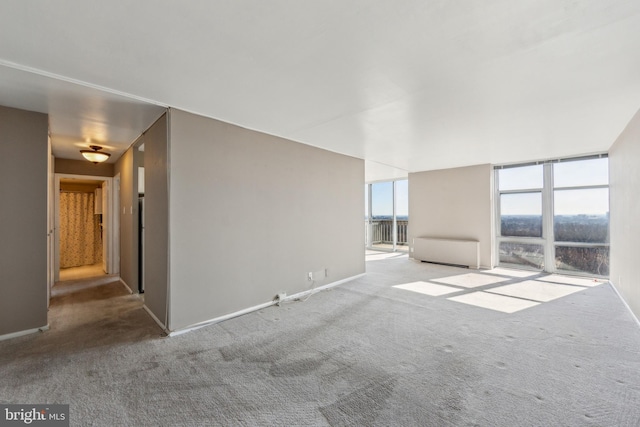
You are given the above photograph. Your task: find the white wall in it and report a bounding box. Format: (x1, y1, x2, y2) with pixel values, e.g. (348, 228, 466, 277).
(609, 108, 640, 320)
(168, 109, 365, 331)
(408, 164, 494, 269)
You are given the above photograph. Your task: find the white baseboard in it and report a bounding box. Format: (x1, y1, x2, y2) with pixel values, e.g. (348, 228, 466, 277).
(609, 280, 640, 329)
(283, 273, 366, 302)
(142, 305, 170, 335)
(119, 278, 134, 294)
(167, 272, 366, 337)
(0, 324, 49, 342)
(168, 300, 275, 337)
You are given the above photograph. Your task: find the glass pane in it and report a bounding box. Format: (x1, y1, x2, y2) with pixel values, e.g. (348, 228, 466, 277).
(499, 242, 544, 269)
(554, 158, 608, 188)
(555, 246, 609, 276)
(554, 189, 609, 243)
(371, 182, 393, 218)
(395, 180, 408, 220)
(395, 180, 409, 250)
(500, 193, 542, 237)
(498, 164, 543, 191)
(371, 182, 393, 249)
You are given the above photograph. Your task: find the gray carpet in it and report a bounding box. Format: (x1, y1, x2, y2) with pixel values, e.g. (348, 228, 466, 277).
(1, 255, 640, 426)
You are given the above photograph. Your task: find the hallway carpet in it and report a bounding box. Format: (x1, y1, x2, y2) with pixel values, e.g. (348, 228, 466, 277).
(1, 255, 640, 426)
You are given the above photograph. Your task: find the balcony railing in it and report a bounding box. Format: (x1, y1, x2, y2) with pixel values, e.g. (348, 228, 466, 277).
(366, 219, 408, 246)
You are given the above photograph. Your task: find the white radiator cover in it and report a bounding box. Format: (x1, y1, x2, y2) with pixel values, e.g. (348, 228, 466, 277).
(413, 237, 480, 269)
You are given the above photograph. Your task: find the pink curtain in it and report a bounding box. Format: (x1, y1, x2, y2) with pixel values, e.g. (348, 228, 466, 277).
(59, 192, 102, 268)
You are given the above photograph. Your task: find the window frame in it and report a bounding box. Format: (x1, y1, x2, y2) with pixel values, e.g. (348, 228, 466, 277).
(494, 154, 609, 277)
(365, 179, 408, 252)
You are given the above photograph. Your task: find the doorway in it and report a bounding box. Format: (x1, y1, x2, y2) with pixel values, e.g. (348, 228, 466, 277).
(54, 174, 116, 284)
(365, 179, 409, 252)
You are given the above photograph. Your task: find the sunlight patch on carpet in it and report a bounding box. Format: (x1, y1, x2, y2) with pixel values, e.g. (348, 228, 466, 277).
(536, 274, 603, 288)
(448, 292, 540, 313)
(366, 252, 408, 261)
(480, 268, 539, 278)
(433, 273, 509, 288)
(393, 281, 461, 296)
(485, 280, 586, 302)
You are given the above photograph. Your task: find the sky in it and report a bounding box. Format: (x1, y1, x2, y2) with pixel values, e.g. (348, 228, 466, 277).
(368, 180, 408, 217)
(499, 158, 609, 216)
(366, 158, 609, 219)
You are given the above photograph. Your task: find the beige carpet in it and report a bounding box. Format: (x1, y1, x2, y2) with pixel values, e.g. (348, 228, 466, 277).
(1, 256, 640, 426)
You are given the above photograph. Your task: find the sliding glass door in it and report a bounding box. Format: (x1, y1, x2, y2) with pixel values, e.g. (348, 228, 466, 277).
(365, 179, 408, 251)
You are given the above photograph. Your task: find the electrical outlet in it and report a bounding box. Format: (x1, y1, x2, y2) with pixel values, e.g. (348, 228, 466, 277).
(275, 292, 287, 306)
(310, 268, 327, 281)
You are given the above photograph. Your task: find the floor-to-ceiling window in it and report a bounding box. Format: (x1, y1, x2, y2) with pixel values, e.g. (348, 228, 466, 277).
(495, 155, 609, 276)
(552, 158, 609, 276)
(496, 164, 545, 269)
(366, 179, 408, 251)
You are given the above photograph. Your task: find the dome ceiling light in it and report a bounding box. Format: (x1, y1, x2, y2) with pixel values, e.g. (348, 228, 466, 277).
(80, 145, 111, 164)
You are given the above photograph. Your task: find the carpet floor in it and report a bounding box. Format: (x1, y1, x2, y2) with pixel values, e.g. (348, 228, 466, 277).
(1, 254, 640, 426)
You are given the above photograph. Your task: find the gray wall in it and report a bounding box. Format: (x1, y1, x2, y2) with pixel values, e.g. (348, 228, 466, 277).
(609, 108, 640, 320)
(114, 145, 139, 290)
(168, 109, 365, 331)
(55, 158, 115, 177)
(408, 164, 494, 269)
(0, 106, 48, 336)
(143, 113, 169, 327)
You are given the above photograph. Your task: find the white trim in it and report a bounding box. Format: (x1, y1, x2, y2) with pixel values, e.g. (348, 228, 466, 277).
(284, 273, 366, 302)
(167, 273, 366, 337)
(119, 278, 134, 294)
(0, 325, 49, 342)
(165, 109, 172, 330)
(609, 280, 640, 329)
(112, 174, 121, 275)
(55, 173, 115, 275)
(142, 305, 170, 335)
(0, 59, 168, 107)
(168, 301, 275, 337)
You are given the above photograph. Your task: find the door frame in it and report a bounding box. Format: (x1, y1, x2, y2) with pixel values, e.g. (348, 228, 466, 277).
(54, 173, 116, 281)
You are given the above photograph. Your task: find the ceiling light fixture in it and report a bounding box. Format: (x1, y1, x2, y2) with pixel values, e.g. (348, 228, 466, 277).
(80, 145, 111, 164)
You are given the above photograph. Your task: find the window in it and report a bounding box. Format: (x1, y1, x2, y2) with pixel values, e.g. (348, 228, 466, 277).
(553, 158, 609, 276)
(495, 156, 609, 277)
(496, 164, 545, 269)
(500, 193, 542, 238)
(365, 179, 409, 251)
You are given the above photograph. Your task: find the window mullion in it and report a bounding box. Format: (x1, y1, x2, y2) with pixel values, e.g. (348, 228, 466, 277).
(392, 181, 397, 251)
(494, 169, 501, 267)
(367, 184, 372, 249)
(542, 163, 555, 273)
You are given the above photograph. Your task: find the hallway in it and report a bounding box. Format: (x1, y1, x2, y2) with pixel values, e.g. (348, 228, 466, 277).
(59, 263, 106, 282)
(47, 275, 162, 340)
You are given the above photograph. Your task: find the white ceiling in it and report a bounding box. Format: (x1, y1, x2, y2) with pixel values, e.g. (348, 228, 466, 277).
(1, 1, 639, 180)
(0, 63, 165, 162)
